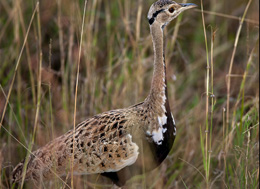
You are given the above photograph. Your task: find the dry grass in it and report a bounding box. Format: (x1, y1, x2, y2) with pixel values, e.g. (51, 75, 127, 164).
(0, 0, 259, 188)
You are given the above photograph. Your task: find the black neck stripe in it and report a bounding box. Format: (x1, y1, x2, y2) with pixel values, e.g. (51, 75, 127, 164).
(149, 17, 155, 25)
(148, 9, 165, 25)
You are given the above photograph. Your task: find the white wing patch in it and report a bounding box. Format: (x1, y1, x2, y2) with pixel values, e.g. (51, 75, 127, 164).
(171, 113, 177, 136)
(173, 126, 177, 136)
(171, 113, 176, 125)
(152, 127, 167, 145)
(158, 115, 167, 126)
(149, 116, 168, 145)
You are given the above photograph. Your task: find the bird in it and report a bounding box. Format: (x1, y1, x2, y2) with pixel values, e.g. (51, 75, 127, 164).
(12, 0, 197, 187)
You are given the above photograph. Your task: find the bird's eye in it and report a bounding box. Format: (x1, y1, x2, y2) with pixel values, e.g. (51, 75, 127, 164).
(169, 7, 175, 13)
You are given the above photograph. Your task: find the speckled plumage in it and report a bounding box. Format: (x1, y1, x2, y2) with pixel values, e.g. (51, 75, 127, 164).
(12, 0, 197, 187)
(12, 100, 174, 186)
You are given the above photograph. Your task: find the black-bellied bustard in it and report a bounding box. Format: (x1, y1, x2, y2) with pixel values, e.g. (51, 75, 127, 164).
(12, 0, 197, 187)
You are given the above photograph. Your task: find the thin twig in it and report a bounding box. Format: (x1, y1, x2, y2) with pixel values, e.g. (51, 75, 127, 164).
(226, 0, 253, 127)
(195, 9, 259, 25)
(71, 0, 88, 187)
(200, 0, 210, 187)
(0, 85, 27, 143)
(179, 158, 206, 181)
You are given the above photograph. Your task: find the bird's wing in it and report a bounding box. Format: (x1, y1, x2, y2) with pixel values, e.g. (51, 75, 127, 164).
(12, 109, 140, 183)
(69, 109, 140, 174)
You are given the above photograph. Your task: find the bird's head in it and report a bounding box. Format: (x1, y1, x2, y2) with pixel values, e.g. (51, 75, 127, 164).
(148, 0, 197, 28)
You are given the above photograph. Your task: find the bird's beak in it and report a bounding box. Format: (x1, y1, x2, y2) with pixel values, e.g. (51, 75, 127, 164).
(179, 3, 198, 10)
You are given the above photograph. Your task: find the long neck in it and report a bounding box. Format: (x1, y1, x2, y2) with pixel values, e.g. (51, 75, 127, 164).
(147, 22, 168, 114)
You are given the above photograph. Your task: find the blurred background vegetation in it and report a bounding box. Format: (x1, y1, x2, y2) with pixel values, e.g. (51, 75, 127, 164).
(0, 0, 259, 188)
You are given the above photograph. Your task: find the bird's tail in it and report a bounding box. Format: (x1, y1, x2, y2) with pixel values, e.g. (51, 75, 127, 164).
(12, 154, 37, 184)
(12, 137, 70, 185)
(12, 160, 25, 184)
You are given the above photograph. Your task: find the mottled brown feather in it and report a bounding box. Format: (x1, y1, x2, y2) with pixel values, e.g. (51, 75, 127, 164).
(12, 102, 159, 183)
